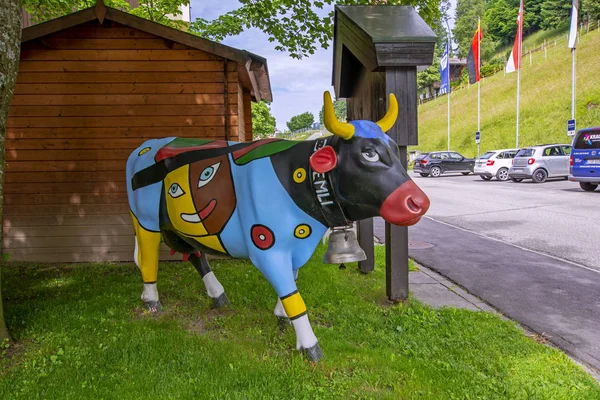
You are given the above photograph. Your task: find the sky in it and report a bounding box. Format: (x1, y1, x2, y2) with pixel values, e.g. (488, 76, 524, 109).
(190, 1, 456, 131)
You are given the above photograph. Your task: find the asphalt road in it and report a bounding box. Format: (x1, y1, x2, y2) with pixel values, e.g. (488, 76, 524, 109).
(410, 172, 600, 271)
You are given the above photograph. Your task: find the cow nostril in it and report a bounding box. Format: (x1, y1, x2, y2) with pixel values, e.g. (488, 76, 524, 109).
(406, 197, 421, 213)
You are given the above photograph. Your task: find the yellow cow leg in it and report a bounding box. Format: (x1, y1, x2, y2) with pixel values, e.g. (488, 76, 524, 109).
(131, 213, 162, 311)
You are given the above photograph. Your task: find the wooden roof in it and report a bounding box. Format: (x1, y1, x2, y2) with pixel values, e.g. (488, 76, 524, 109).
(21, 0, 272, 102)
(332, 5, 436, 98)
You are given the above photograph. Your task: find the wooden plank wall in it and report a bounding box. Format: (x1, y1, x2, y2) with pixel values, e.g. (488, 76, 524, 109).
(243, 91, 253, 142)
(5, 20, 245, 262)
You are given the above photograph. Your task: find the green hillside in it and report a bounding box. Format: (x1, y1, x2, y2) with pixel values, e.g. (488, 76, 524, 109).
(416, 30, 600, 158)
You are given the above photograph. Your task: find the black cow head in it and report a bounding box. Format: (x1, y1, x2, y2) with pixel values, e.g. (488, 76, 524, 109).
(309, 92, 430, 226)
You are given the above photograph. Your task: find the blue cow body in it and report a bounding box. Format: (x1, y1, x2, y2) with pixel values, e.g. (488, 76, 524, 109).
(125, 92, 430, 361)
(126, 137, 327, 298)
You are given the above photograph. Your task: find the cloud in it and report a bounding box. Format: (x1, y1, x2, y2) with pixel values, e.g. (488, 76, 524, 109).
(191, 0, 336, 130)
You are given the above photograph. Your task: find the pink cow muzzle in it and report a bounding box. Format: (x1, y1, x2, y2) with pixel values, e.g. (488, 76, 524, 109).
(379, 180, 430, 226)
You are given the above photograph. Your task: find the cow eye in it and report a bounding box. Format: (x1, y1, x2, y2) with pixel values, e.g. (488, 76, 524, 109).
(361, 150, 380, 162)
(198, 162, 221, 188)
(168, 183, 185, 198)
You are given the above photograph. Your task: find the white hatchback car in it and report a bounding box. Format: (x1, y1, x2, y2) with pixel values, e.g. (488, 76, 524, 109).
(473, 149, 519, 181)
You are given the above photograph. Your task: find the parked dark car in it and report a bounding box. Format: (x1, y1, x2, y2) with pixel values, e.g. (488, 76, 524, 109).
(413, 151, 475, 177)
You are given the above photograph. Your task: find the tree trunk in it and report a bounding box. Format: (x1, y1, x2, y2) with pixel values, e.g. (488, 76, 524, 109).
(0, 0, 23, 341)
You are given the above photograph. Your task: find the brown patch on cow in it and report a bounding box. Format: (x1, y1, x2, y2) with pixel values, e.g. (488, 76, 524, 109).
(189, 155, 236, 235)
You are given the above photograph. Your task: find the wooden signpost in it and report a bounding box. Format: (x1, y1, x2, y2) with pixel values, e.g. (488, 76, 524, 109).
(332, 5, 436, 301)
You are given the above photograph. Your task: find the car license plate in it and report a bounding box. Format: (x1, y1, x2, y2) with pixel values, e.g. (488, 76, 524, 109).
(513, 168, 523, 171)
(587, 159, 600, 164)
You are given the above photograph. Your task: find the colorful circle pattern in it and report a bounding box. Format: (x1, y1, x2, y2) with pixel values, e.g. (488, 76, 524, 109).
(294, 224, 311, 239)
(251, 224, 275, 250)
(293, 168, 307, 183)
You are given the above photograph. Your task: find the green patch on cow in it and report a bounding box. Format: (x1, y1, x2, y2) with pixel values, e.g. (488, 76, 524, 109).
(234, 140, 299, 165)
(1, 245, 598, 399)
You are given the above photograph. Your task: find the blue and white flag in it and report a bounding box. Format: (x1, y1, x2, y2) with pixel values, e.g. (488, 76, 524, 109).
(439, 42, 450, 94)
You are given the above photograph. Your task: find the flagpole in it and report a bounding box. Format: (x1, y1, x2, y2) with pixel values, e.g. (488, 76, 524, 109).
(477, 17, 481, 157)
(515, 6, 522, 148)
(445, 19, 452, 152)
(571, 49, 576, 123)
(568, 0, 578, 132)
(448, 58, 451, 151)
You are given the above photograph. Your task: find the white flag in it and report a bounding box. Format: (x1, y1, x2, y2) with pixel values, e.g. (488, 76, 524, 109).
(568, 0, 579, 49)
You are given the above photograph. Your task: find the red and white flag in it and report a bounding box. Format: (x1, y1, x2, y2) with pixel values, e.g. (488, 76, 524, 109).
(568, 0, 579, 48)
(506, 0, 524, 73)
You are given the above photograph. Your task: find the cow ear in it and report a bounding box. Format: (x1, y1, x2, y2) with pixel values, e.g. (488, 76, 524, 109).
(310, 145, 338, 173)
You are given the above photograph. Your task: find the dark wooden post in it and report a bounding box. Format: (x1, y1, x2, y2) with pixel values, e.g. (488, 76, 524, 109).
(332, 6, 435, 300)
(384, 67, 417, 300)
(357, 219, 374, 273)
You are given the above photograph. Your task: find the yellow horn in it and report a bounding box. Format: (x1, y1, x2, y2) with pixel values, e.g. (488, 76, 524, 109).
(323, 91, 354, 140)
(376, 93, 398, 132)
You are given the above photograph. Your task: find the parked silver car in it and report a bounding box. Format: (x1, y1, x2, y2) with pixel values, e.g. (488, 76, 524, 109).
(508, 144, 572, 183)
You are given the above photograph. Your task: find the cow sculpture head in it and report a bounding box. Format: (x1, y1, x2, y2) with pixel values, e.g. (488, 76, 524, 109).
(310, 92, 430, 226)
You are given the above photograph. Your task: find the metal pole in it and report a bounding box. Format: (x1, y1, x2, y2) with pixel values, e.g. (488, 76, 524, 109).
(445, 17, 453, 152)
(477, 18, 481, 157)
(572, 48, 576, 122)
(448, 68, 451, 151)
(516, 8, 521, 148)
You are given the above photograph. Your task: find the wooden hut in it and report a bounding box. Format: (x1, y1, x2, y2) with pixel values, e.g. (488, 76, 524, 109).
(5, 1, 272, 262)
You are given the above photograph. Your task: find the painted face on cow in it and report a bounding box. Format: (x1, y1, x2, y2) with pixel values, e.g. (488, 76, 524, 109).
(189, 155, 236, 235)
(320, 92, 430, 226)
(163, 155, 236, 237)
(164, 164, 209, 237)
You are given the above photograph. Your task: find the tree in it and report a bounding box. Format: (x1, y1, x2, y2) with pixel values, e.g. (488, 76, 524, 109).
(22, 0, 189, 28)
(417, 60, 441, 97)
(251, 101, 277, 139)
(582, 0, 600, 24)
(190, 0, 441, 60)
(129, 0, 190, 29)
(417, 0, 449, 96)
(453, 0, 485, 58)
(287, 112, 315, 132)
(484, 0, 519, 46)
(540, 0, 571, 30)
(23, 0, 129, 24)
(319, 99, 346, 124)
(0, 0, 23, 342)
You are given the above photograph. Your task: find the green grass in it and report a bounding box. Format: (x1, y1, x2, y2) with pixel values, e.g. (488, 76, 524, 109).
(492, 25, 570, 61)
(417, 29, 600, 157)
(1, 244, 598, 399)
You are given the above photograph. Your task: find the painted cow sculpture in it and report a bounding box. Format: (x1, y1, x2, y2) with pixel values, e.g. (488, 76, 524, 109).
(126, 92, 430, 361)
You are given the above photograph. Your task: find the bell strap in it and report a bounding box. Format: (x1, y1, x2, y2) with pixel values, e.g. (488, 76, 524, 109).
(308, 138, 350, 228)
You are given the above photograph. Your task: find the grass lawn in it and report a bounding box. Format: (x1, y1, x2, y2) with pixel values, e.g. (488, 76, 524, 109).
(1, 244, 599, 399)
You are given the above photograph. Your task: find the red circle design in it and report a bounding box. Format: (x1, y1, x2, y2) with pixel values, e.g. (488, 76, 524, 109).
(251, 225, 275, 250)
